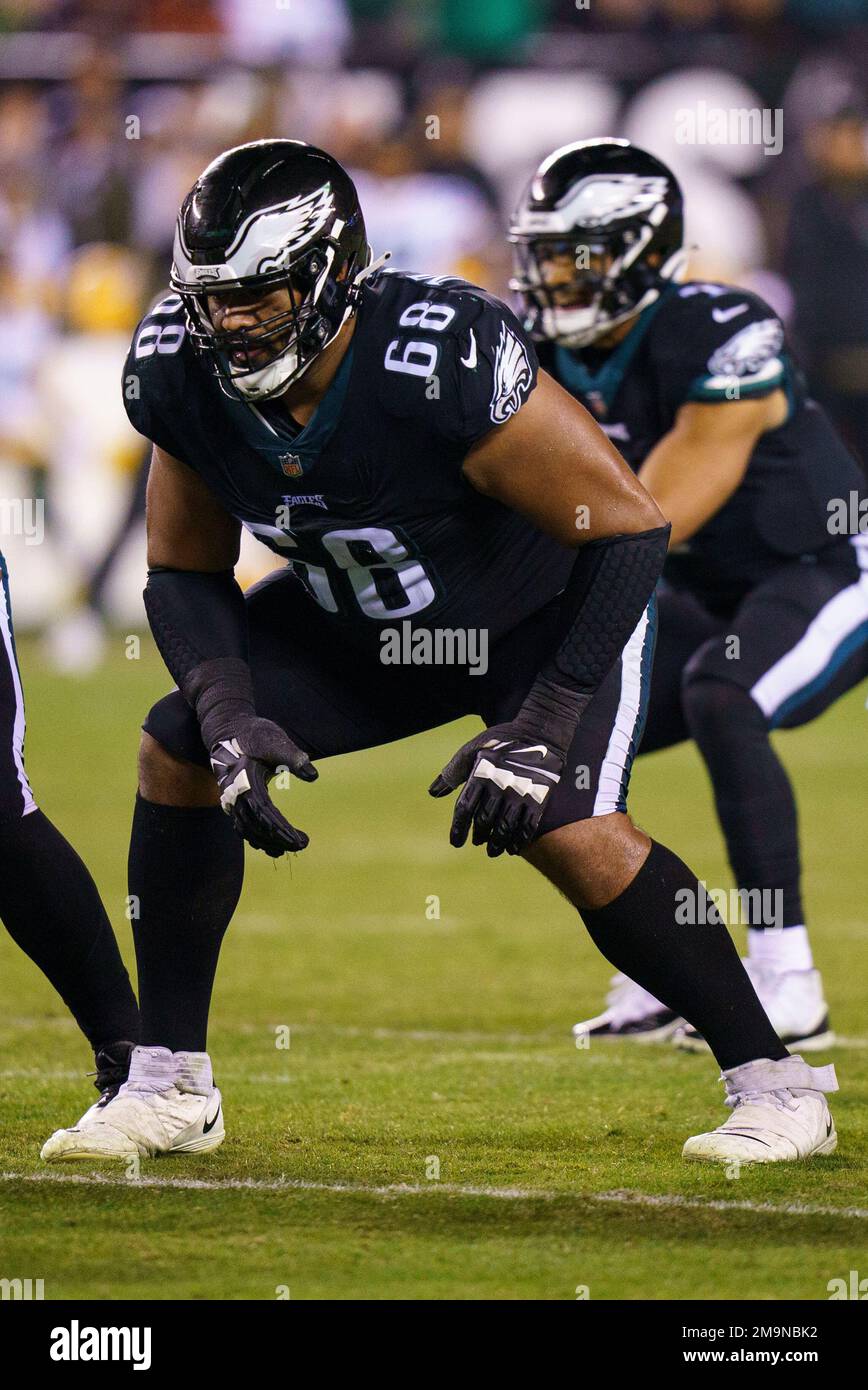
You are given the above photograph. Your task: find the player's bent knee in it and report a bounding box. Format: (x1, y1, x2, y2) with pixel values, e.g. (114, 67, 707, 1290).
(138, 732, 218, 807)
(525, 811, 651, 910)
(681, 667, 766, 738)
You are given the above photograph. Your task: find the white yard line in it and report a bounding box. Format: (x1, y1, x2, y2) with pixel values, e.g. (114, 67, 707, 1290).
(592, 1189, 868, 1220)
(1, 1170, 866, 1219)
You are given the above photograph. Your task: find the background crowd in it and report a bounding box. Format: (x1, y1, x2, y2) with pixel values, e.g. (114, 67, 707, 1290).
(0, 0, 866, 657)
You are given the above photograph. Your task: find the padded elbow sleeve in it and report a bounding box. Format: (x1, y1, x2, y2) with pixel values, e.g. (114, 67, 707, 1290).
(143, 568, 249, 693)
(543, 523, 670, 694)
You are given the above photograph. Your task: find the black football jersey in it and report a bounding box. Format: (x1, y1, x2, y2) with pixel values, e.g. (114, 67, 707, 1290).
(123, 270, 575, 648)
(541, 281, 865, 609)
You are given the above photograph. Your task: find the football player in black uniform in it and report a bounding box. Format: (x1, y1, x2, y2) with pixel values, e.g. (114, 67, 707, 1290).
(43, 140, 838, 1165)
(0, 553, 138, 1108)
(510, 139, 868, 1049)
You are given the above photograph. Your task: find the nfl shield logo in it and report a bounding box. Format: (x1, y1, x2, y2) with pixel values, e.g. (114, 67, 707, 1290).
(280, 453, 303, 477)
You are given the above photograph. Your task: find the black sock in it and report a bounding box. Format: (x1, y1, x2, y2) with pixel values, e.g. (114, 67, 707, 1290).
(580, 840, 788, 1071)
(0, 809, 139, 1050)
(683, 677, 803, 926)
(128, 794, 244, 1052)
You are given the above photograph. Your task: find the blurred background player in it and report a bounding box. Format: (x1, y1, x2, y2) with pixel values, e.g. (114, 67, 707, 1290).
(0, 549, 139, 1099)
(38, 242, 152, 673)
(509, 139, 868, 1048)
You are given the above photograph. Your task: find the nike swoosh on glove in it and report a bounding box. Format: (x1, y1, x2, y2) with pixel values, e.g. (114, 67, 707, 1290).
(429, 726, 564, 857)
(209, 717, 317, 857)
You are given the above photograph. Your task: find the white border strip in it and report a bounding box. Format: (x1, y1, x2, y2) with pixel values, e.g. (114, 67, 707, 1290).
(0, 562, 35, 814)
(751, 562, 868, 721)
(593, 605, 650, 816)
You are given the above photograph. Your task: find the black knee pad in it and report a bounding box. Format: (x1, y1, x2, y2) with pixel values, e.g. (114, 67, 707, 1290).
(142, 690, 210, 768)
(682, 674, 761, 735)
(681, 640, 766, 741)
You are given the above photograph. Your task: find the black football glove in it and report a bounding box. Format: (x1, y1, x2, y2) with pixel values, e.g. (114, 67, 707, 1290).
(209, 716, 317, 857)
(429, 723, 566, 857)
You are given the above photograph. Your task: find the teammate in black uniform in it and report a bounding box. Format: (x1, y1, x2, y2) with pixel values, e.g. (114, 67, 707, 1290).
(510, 139, 868, 1049)
(0, 553, 138, 1109)
(42, 140, 838, 1165)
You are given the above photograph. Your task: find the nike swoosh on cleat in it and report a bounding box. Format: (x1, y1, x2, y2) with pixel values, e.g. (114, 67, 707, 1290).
(202, 1108, 221, 1135)
(460, 330, 478, 369)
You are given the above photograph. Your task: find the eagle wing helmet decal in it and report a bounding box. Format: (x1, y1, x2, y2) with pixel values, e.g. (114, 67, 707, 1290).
(531, 173, 670, 233)
(225, 184, 337, 276)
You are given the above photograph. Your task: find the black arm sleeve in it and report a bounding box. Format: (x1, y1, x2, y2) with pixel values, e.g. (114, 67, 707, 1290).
(143, 568, 256, 748)
(542, 523, 670, 692)
(511, 524, 670, 754)
(143, 568, 249, 685)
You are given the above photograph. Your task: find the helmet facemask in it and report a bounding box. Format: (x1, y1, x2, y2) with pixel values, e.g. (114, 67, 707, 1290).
(174, 238, 363, 403)
(509, 143, 688, 350)
(510, 220, 685, 349)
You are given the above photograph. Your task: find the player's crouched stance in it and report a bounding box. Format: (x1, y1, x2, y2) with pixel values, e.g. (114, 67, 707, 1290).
(42, 140, 837, 1166)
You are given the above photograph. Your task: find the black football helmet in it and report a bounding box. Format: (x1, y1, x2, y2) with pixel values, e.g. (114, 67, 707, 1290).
(509, 139, 686, 348)
(171, 139, 372, 401)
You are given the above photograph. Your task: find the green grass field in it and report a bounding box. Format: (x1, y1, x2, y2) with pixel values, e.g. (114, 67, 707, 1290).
(1, 638, 866, 1300)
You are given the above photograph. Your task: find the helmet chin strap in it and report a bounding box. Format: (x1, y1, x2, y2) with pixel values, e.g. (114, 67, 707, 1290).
(660, 246, 689, 283)
(226, 248, 391, 403)
(352, 248, 391, 288)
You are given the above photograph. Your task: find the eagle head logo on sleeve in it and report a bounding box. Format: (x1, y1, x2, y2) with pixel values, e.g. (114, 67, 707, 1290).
(707, 318, 784, 379)
(489, 324, 533, 425)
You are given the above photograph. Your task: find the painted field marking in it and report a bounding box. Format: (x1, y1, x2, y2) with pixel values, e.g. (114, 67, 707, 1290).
(2, 1171, 866, 1220)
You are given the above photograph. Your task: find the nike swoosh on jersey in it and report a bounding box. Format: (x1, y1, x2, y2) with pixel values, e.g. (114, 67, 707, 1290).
(460, 329, 478, 369)
(712, 303, 748, 324)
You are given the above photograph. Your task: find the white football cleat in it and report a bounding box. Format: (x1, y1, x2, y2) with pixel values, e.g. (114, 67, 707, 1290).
(41, 1046, 224, 1162)
(572, 972, 683, 1043)
(675, 962, 834, 1053)
(682, 1055, 838, 1163)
